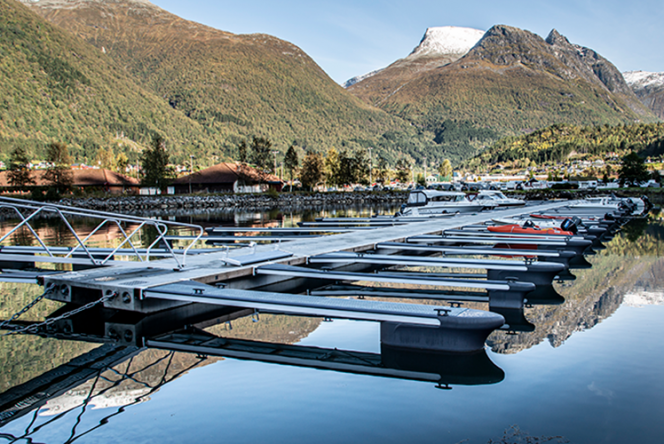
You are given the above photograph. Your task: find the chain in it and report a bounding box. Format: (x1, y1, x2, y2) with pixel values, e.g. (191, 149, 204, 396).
(0, 283, 55, 331)
(2, 290, 118, 337)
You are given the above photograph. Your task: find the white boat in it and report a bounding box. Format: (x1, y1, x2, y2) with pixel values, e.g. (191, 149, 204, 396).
(569, 195, 646, 215)
(401, 190, 490, 216)
(471, 190, 525, 208)
(569, 196, 623, 211)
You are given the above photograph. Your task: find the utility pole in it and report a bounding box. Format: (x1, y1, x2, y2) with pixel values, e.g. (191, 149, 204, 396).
(368, 147, 373, 185)
(189, 155, 195, 194)
(424, 156, 427, 183)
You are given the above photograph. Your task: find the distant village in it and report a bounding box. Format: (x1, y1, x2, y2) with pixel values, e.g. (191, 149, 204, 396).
(1, 148, 662, 199)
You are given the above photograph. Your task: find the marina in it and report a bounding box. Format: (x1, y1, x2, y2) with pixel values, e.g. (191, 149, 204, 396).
(0, 194, 661, 443)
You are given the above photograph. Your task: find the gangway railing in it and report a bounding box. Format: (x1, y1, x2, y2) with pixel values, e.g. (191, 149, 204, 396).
(0, 197, 205, 269)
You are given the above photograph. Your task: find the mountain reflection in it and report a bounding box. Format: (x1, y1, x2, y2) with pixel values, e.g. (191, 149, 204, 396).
(488, 219, 664, 354)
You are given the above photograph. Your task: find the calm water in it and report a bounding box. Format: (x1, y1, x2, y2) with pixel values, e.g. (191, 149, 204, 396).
(0, 208, 663, 443)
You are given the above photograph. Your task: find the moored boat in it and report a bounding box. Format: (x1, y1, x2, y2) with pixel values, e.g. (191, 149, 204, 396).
(400, 190, 489, 216)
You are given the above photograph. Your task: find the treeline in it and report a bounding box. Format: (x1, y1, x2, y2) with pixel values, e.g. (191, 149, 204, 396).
(463, 122, 664, 168)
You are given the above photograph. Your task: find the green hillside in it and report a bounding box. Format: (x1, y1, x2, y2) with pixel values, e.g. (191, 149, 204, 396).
(462, 122, 664, 169)
(20, 0, 436, 166)
(0, 0, 248, 166)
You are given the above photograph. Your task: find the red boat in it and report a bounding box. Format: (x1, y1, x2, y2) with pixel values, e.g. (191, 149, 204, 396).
(488, 224, 574, 235)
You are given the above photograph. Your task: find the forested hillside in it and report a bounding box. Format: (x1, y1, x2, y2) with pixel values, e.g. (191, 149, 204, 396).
(0, 0, 239, 166)
(19, 0, 436, 166)
(463, 122, 664, 169)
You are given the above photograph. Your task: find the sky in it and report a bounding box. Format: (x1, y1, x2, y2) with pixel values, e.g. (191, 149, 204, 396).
(150, 0, 664, 85)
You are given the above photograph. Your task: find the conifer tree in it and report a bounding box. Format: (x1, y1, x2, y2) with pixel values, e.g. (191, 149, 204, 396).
(237, 140, 248, 163)
(140, 134, 172, 190)
(619, 152, 649, 186)
(283, 145, 299, 191)
(7, 146, 35, 191)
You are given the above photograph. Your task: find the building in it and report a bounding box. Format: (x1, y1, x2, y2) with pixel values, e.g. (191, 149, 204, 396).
(0, 169, 139, 194)
(171, 162, 283, 194)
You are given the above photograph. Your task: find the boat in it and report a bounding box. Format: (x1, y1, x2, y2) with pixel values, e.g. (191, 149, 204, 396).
(487, 223, 574, 236)
(470, 190, 526, 208)
(400, 190, 489, 216)
(491, 216, 585, 234)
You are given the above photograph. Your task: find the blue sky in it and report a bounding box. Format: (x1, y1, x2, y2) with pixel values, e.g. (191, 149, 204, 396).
(151, 0, 664, 84)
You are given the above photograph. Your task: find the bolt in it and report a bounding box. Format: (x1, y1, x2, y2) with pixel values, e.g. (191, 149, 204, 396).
(124, 330, 133, 342)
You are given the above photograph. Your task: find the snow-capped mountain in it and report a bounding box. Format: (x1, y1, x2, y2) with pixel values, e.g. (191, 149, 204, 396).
(623, 71, 664, 119)
(343, 26, 484, 88)
(408, 26, 485, 58)
(343, 68, 384, 88)
(624, 71, 664, 89)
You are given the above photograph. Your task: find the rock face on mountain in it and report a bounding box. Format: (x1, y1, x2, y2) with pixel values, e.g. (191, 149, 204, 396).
(624, 71, 664, 119)
(348, 25, 656, 138)
(18, 0, 418, 163)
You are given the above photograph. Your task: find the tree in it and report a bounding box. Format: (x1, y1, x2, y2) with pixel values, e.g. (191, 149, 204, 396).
(324, 148, 340, 186)
(618, 152, 649, 186)
(353, 150, 369, 185)
(250, 136, 272, 172)
(300, 151, 324, 190)
(283, 145, 299, 191)
(416, 173, 426, 187)
(141, 134, 173, 190)
(94, 147, 116, 170)
(7, 146, 34, 191)
(438, 159, 453, 180)
(376, 156, 388, 184)
(237, 140, 248, 163)
(116, 152, 129, 174)
(395, 159, 411, 183)
(336, 149, 355, 185)
(43, 142, 73, 192)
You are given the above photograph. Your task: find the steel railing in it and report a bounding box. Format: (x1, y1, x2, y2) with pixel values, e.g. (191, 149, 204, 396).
(0, 196, 204, 269)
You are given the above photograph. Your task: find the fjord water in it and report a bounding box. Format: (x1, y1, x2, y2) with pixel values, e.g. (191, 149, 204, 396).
(0, 209, 663, 443)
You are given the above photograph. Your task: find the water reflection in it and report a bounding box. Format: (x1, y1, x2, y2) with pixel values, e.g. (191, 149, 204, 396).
(1, 210, 663, 443)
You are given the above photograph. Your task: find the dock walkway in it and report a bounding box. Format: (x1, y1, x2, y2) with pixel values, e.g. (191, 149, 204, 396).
(42, 201, 574, 300)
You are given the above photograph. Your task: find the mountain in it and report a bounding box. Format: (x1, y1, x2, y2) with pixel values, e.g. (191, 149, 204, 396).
(347, 25, 658, 162)
(0, 0, 239, 166)
(624, 71, 664, 119)
(344, 26, 484, 94)
(19, 0, 426, 166)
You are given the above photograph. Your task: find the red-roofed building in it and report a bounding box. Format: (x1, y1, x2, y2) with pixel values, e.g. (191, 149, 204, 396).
(0, 169, 139, 194)
(172, 163, 283, 194)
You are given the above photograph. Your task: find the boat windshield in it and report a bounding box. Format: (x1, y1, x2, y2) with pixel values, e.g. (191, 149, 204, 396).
(407, 192, 427, 205)
(430, 195, 463, 202)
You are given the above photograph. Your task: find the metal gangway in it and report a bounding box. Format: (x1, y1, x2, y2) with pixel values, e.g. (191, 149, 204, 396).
(0, 196, 205, 269)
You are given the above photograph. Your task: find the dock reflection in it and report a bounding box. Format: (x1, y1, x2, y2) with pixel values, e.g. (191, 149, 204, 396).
(0, 303, 504, 434)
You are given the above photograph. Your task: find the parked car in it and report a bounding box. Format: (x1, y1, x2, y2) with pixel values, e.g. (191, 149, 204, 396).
(641, 180, 660, 188)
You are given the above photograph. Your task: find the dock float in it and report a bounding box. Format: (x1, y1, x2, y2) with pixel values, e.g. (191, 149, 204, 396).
(143, 280, 506, 352)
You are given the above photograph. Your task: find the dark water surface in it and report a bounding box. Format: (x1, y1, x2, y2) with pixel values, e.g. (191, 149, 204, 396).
(0, 209, 663, 443)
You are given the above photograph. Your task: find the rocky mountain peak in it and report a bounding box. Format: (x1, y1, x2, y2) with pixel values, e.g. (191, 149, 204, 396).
(545, 28, 571, 47)
(466, 25, 634, 97)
